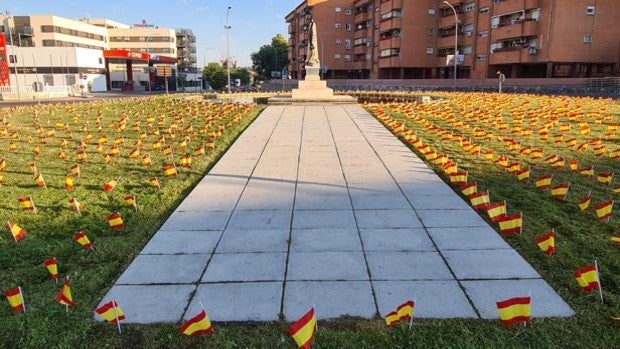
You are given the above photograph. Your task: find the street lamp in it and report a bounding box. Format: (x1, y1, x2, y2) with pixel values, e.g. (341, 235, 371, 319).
(225, 6, 232, 93)
(443, 1, 458, 86)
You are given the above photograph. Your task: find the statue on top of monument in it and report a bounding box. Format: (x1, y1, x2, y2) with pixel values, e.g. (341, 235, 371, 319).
(306, 19, 320, 67)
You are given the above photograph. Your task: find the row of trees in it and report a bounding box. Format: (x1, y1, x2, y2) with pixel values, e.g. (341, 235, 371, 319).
(201, 34, 289, 90)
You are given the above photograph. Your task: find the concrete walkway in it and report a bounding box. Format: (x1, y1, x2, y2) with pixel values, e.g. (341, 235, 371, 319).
(98, 105, 573, 323)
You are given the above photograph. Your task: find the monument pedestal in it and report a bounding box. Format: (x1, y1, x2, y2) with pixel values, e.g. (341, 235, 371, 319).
(269, 65, 356, 105)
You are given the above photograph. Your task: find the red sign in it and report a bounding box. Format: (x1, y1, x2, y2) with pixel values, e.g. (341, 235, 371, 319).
(0, 35, 9, 86)
(103, 49, 150, 61)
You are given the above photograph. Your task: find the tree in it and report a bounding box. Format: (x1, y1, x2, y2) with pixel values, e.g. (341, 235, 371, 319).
(251, 34, 288, 81)
(202, 63, 227, 90)
(231, 68, 251, 86)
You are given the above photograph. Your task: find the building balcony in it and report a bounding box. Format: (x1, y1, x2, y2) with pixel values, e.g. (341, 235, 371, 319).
(437, 35, 461, 48)
(354, 28, 371, 40)
(379, 37, 400, 51)
(354, 12, 370, 24)
(379, 18, 400, 33)
(491, 19, 539, 41)
(439, 15, 459, 29)
(489, 46, 541, 64)
(378, 56, 401, 68)
(380, 0, 403, 14)
(353, 45, 369, 55)
(492, 0, 541, 15)
(353, 60, 370, 70)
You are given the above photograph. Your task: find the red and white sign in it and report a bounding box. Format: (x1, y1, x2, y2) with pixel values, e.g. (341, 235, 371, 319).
(103, 50, 150, 61)
(0, 35, 9, 86)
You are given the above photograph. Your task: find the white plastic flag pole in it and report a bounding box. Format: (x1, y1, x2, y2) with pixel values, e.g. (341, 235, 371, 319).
(113, 301, 122, 334)
(408, 298, 417, 332)
(595, 260, 604, 304)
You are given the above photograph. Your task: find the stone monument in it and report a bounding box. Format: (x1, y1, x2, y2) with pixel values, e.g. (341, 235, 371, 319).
(269, 20, 355, 105)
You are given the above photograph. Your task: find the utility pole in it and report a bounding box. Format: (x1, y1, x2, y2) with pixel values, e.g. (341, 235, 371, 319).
(443, 1, 458, 87)
(225, 6, 232, 93)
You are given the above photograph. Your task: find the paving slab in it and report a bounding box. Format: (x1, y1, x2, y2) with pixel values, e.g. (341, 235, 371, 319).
(291, 228, 362, 251)
(283, 281, 376, 320)
(374, 280, 477, 318)
(354, 209, 423, 229)
(202, 252, 286, 282)
(427, 226, 512, 251)
(461, 279, 574, 318)
(287, 251, 368, 281)
(228, 210, 292, 230)
(416, 209, 488, 228)
(216, 228, 289, 253)
(140, 230, 222, 255)
(366, 252, 453, 281)
(160, 211, 230, 231)
(292, 209, 356, 229)
(444, 249, 541, 280)
(95, 285, 195, 324)
(360, 228, 435, 252)
(116, 254, 209, 285)
(185, 282, 282, 322)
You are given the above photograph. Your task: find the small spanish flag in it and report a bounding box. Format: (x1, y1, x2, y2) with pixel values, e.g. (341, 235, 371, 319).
(611, 236, 620, 245)
(497, 213, 523, 235)
(194, 146, 206, 156)
(43, 258, 59, 280)
(597, 172, 614, 185)
(385, 300, 415, 327)
(461, 182, 477, 197)
(535, 175, 553, 190)
(486, 201, 507, 222)
(180, 309, 213, 336)
(18, 196, 37, 213)
(288, 307, 317, 349)
(34, 172, 47, 188)
(535, 230, 555, 255)
(129, 148, 140, 159)
(95, 300, 125, 324)
(496, 296, 531, 327)
(578, 192, 592, 211)
(3, 287, 25, 313)
(0, 158, 6, 171)
(469, 191, 490, 210)
(516, 167, 530, 181)
(163, 164, 178, 177)
(7, 222, 26, 242)
(123, 194, 138, 211)
(142, 154, 152, 167)
(68, 197, 83, 214)
(449, 171, 467, 187)
(73, 231, 93, 250)
(569, 160, 578, 171)
(180, 154, 192, 168)
(550, 182, 570, 200)
(55, 278, 75, 306)
(595, 200, 614, 221)
(65, 175, 75, 191)
(578, 166, 594, 177)
(149, 177, 161, 190)
(574, 265, 600, 292)
(103, 179, 118, 192)
(107, 213, 125, 230)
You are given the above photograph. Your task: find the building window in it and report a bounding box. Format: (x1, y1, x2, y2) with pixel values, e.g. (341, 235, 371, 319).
(479, 6, 490, 14)
(428, 9, 436, 15)
(335, 7, 342, 13)
(334, 53, 341, 59)
(426, 48, 434, 54)
(334, 23, 342, 29)
(345, 8, 352, 16)
(478, 30, 488, 37)
(379, 48, 399, 57)
(427, 27, 435, 35)
(464, 23, 474, 35)
(334, 39, 341, 44)
(98, 58, 103, 64)
(586, 6, 595, 15)
(476, 54, 487, 60)
(344, 54, 351, 62)
(43, 74, 54, 86)
(344, 39, 351, 49)
(583, 35, 593, 43)
(462, 46, 473, 55)
(464, 3, 476, 11)
(381, 9, 402, 21)
(65, 75, 76, 86)
(346, 23, 353, 31)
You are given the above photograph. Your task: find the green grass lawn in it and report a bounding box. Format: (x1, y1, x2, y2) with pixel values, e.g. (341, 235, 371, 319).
(0, 93, 618, 349)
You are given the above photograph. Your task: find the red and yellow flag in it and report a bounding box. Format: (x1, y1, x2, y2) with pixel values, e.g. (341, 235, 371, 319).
(497, 213, 523, 235)
(123, 194, 138, 211)
(469, 191, 490, 210)
(595, 200, 614, 221)
(107, 213, 125, 230)
(180, 310, 213, 336)
(34, 172, 47, 188)
(449, 171, 467, 186)
(95, 300, 125, 323)
(535, 175, 553, 190)
(163, 164, 178, 177)
(142, 154, 152, 167)
(611, 236, 620, 245)
(149, 177, 161, 190)
(73, 231, 93, 249)
(103, 179, 118, 192)
(68, 197, 83, 214)
(43, 258, 59, 280)
(461, 182, 477, 197)
(574, 265, 600, 292)
(385, 300, 415, 327)
(7, 222, 26, 242)
(550, 183, 570, 200)
(578, 166, 594, 177)
(64, 175, 75, 191)
(3, 287, 25, 313)
(288, 308, 317, 349)
(486, 201, 507, 222)
(569, 160, 579, 171)
(516, 167, 530, 181)
(535, 230, 555, 255)
(496, 296, 531, 327)
(597, 172, 613, 185)
(55, 278, 75, 306)
(180, 154, 192, 168)
(578, 192, 592, 211)
(0, 158, 6, 171)
(18, 196, 36, 212)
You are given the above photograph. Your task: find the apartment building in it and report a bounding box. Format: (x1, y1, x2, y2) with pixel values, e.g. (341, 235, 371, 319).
(286, 0, 620, 80)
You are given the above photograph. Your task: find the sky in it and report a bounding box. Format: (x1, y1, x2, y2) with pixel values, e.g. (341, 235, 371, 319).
(3, 0, 292, 67)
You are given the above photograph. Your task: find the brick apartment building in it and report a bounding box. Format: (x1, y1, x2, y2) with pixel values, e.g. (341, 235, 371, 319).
(286, 0, 620, 80)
